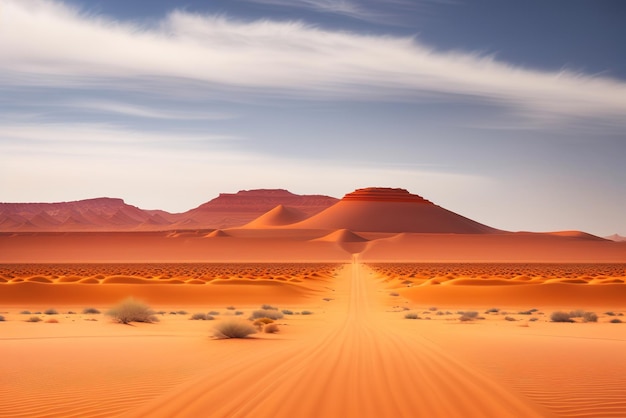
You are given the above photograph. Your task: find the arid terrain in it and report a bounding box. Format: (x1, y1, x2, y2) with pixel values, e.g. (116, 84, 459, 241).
(2, 188, 626, 417)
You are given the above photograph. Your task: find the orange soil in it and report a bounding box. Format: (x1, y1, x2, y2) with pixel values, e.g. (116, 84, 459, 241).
(1, 262, 626, 417)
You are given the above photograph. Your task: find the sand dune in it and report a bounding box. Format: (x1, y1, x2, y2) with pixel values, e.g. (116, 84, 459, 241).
(242, 205, 309, 228)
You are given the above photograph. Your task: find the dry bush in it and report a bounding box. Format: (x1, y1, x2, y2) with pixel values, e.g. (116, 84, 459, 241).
(264, 323, 280, 334)
(82, 307, 101, 314)
(582, 312, 598, 323)
(485, 308, 500, 314)
(208, 311, 220, 316)
(213, 319, 257, 339)
(190, 313, 208, 320)
(253, 318, 274, 326)
(301, 310, 313, 315)
(106, 298, 157, 324)
(550, 311, 574, 323)
(404, 312, 419, 319)
(44, 308, 58, 315)
(281, 309, 294, 315)
(389, 292, 399, 297)
(0, 315, 5, 321)
(459, 311, 479, 321)
(504, 316, 516, 321)
(260, 304, 278, 310)
(226, 306, 236, 310)
(20, 310, 31, 315)
(45, 318, 59, 323)
(569, 309, 586, 318)
(610, 318, 622, 323)
(26, 316, 42, 322)
(250, 309, 283, 320)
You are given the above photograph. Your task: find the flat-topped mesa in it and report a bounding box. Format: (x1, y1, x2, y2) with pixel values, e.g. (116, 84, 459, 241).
(341, 188, 433, 204)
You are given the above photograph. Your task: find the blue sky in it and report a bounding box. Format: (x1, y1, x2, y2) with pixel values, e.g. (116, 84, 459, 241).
(1, 0, 625, 235)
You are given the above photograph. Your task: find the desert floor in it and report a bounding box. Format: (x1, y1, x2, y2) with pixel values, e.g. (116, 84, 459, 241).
(1, 261, 626, 417)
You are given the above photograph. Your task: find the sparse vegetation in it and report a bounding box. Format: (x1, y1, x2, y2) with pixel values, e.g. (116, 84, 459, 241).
(234, 311, 244, 316)
(176, 310, 188, 315)
(44, 308, 58, 315)
(518, 310, 534, 315)
(226, 306, 236, 310)
(389, 292, 399, 297)
(82, 307, 101, 314)
(250, 309, 283, 320)
(190, 313, 208, 320)
(504, 316, 516, 321)
(264, 323, 280, 333)
(208, 311, 220, 316)
(301, 310, 313, 315)
(26, 316, 42, 322)
(610, 318, 623, 323)
(404, 312, 420, 320)
(529, 317, 539, 322)
(281, 309, 294, 315)
(550, 311, 574, 323)
(459, 311, 480, 321)
(45, 318, 59, 323)
(428, 307, 438, 311)
(20, 310, 31, 315)
(605, 311, 616, 316)
(485, 308, 500, 314)
(582, 312, 598, 323)
(0, 315, 5, 321)
(260, 304, 278, 310)
(569, 309, 586, 318)
(106, 298, 158, 324)
(213, 319, 257, 339)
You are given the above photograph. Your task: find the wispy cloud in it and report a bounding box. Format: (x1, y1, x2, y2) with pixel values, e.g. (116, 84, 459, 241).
(65, 100, 235, 120)
(2, 0, 626, 124)
(240, 0, 386, 22)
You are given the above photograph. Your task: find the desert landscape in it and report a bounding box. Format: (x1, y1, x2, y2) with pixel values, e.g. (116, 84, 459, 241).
(1, 187, 626, 417)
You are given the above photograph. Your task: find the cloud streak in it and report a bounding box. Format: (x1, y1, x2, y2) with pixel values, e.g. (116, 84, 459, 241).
(2, 0, 626, 124)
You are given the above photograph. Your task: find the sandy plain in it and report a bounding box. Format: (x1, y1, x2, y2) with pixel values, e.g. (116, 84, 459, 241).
(2, 260, 626, 417)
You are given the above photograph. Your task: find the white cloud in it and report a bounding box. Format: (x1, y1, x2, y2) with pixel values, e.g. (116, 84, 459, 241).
(1, 0, 625, 124)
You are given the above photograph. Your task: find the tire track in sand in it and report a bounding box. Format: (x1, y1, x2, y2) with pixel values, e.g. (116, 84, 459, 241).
(125, 259, 548, 417)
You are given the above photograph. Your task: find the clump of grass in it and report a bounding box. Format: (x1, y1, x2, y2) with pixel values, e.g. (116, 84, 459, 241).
(518, 310, 534, 315)
(253, 318, 275, 330)
(301, 310, 313, 315)
(569, 309, 586, 318)
(428, 307, 438, 311)
(190, 313, 208, 320)
(281, 309, 294, 315)
(44, 308, 58, 315)
(213, 319, 257, 339)
(529, 317, 539, 322)
(169, 311, 178, 315)
(610, 318, 622, 323)
(26, 316, 42, 322)
(45, 318, 59, 323)
(260, 304, 278, 310)
(67, 311, 76, 315)
(389, 292, 399, 297)
(582, 312, 598, 323)
(459, 311, 479, 322)
(82, 307, 101, 314)
(106, 298, 158, 324)
(226, 306, 236, 310)
(504, 316, 516, 321)
(264, 323, 280, 334)
(20, 310, 31, 315)
(234, 311, 244, 316)
(250, 309, 283, 320)
(605, 311, 616, 316)
(485, 308, 500, 314)
(404, 312, 420, 320)
(323, 297, 334, 301)
(177, 310, 188, 315)
(208, 311, 220, 316)
(550, 311, 574, 323)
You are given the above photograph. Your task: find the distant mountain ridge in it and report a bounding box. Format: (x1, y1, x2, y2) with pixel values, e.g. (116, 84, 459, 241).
(0, 190, 339, 232)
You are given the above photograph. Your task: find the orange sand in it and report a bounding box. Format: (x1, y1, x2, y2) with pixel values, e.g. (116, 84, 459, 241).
(1, 262, 626, 417)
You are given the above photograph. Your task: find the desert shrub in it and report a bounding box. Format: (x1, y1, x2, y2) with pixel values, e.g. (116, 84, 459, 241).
(67, 311, 76, 315)
(206, 315, 215, 320)
(582, 312, 598, 323)
(569, 309, 586, 318)
(389, 292, 399, 297)
(260, 304, 278, 310)
(34, 312, 42, 314)
(213, 319, 257, 339)
(106, 298, 157, 324)
(190, 313, 208, 320)
(0, 315, 5, 321)
(485, 308, 500, 313)
(404, 312, 419, 320)
(529, 317, 539, 322)
(253, 318, 274, 326)
(459, 311, 479, 321)
(82, 307, 101, 314)
(20, 310, 31, 315)
(44, 308, 58, 315)
(208, 311, 220, 316)
(436, 311, 444, 316)
(301, 310, 313, 315)
(504, 316, 516, 321)
(281, 309, 294, 315)
(610, 318, 622, 323)
(264, 323, 280, 334)
(177, 310, 188, 315)
(323, 297, 334, 301)
(518, 310, 533, 315)
(26, 316, 42, 322)
(226, 306, 236, 310)
(550, 311, 574, 323)
(156, 311, 166, 315)
(250, 309, 283, 320)
(45, 318, 59, 323)
(605, 311, 616, 316)
(428, 307, 438, 311)
(169, 311, 177, 315)
(234, 311, 244, 316)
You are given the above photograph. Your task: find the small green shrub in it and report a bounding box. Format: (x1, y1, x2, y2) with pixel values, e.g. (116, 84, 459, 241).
(106, 298, 157, 324)
(550, 311, 574, 323)
(82, 307, 101, 314)
(250, 309, 283, 320)
(213, 319, 257, 339)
